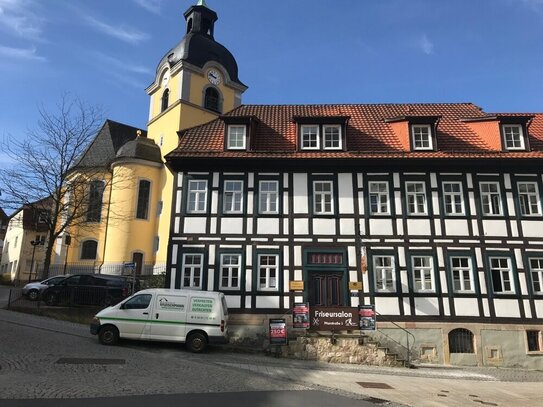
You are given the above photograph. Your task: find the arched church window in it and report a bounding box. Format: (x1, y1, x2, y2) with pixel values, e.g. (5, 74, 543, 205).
(186, 18, 193, 34)
(448, 328, 474, 353)
(161, 89, 169, 113)
(81, 240, 98, 260)
(204, 87, 220, 113)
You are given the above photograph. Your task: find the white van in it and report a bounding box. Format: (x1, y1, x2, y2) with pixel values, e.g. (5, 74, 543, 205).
(90, 288, 228, 352)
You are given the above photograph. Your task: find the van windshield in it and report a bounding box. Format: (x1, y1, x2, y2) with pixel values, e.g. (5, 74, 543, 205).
(221, 295, 228, 316)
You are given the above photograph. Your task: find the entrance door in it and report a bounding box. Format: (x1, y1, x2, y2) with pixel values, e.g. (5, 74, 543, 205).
(308, 272, 344, 306)
(132, 252, 143, 275)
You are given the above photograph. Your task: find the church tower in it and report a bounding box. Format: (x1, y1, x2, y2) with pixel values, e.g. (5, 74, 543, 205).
(146, 0, 247, 265)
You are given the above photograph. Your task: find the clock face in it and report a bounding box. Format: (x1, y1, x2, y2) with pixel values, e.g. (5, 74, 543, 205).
(207, 69, 222, 85)
(162, 70, 170, 85)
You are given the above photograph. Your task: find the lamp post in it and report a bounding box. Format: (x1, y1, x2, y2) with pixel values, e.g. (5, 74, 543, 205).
(28, 240, 42, 283)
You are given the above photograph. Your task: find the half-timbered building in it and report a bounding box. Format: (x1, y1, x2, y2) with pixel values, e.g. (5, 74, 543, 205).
(165, 103, 543, 367)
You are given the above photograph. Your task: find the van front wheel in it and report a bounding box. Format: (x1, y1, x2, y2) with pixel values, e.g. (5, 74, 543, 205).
(99, 326, 119, 346)
(186, 332, 207, 353)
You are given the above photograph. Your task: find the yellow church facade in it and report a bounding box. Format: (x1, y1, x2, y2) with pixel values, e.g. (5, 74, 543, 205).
(53, 1, 245, 276)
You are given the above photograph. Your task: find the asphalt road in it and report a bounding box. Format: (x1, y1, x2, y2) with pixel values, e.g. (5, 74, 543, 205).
(1, 391, 369, 407)
(0, 309, 386, 406)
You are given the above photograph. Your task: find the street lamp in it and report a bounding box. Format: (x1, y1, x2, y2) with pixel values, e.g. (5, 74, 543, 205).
(28, 239, 43, 283)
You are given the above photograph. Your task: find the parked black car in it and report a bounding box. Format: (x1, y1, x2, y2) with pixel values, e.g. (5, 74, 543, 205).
(42, 274, 137, 307)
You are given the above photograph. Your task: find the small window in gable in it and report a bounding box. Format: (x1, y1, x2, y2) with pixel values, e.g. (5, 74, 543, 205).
(227, 125, 246, 150)
(323, 125, 342, 150)
(301, 125, 320, 150)
(411, 124, 433, 150)
(502, 124, 525, 150)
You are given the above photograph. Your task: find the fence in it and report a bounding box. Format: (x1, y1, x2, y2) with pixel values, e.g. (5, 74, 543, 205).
(35, 262, 167, 279)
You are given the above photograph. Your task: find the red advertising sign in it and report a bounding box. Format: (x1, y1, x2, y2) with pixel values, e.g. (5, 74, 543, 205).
(269, 318, 288, 345)
(293, 303, 310, 329)
(358, 305, 376, 331)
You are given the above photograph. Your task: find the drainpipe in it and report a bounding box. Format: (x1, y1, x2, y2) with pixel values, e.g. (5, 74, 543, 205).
(98, 170, 113, 274)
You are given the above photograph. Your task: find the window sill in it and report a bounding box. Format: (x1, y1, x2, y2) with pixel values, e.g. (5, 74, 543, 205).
(527, 351, 543, 356)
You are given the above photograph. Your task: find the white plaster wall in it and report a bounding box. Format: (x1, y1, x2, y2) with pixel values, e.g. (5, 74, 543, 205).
(183, 217, 207, 234)
(375, 297, 399, 315)
(481, 220, 508, 237)
(221, 218, 243, 234)
(535, 301, 543, 319)
(339, 218, 355, 236)
(521, 221, 543, 238)
(453, 298, 479, 316)
(313, 219, 336, 235)
(444, 219, 470, 236)
(294, 219, 309, 235)
(414, 298, 440, 316)
(225, 295, 241, 308)
(293, 173, 308, 213)
(369, 219, 393, 235)
(407, 219, 431, 236)
(338, 173, 354, 214)
(256, 296, 280, 308)
(493, 299, 521, 318)
(257, 218, 279, 235)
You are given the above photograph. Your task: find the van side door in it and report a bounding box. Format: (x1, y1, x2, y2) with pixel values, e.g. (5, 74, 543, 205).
(111, 293, 153, 339)
(147, 294, 187, 342)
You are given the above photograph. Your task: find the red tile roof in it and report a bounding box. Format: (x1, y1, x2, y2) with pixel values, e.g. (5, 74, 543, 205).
(166, 104, 543, 160)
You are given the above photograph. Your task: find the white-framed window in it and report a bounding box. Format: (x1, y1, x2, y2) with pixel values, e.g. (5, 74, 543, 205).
(373, 255, 396, 293)
(187, 180, 208, 213)
(480, 182, 502, 215)
(406, 181, 427, 215)
(181, 253, 203, 289)
(258, 254, 278, 291)
(223, 180, 244, 214)
(313, 181, 334, 214)
(443, 181, 464, 215)
(490, 257, 514, 294)
(518, 182, 541, 216)
(502, 124, 525, 150)
(219, 253, 241, 290)
(411, 255, 435, 292)
(529, 258, 543, 294)
(411, 124, 433, 150)
(301, 125, 320, 150)
(323, 125, 342, 150)
(450, 256, 474, 293)
(369, 181, 389, 215)
(259, 180, 279, 214)
(227, 125, 246, 150)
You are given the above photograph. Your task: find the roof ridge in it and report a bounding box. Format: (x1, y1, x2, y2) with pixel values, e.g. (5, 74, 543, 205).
(234, 102, 480, 107)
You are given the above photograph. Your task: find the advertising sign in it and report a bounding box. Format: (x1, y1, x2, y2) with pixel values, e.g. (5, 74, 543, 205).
(310, 307, 359, 331)
(269, 318, 288, 345)
(292, 303, 310, 329)
(358, 305, 376, 331)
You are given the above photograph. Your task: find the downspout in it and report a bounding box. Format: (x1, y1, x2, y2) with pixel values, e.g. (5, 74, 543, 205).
(98, 168, 114, 274)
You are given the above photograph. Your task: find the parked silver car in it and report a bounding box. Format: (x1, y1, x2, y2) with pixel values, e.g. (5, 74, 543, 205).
(22, 275, 69, 301)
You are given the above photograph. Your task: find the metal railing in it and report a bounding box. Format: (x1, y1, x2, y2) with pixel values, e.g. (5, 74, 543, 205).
(374, 311, 416, 367)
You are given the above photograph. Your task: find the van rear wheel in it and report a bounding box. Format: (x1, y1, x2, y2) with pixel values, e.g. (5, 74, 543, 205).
(99, 326, 119, 346)
(186, 332, 207, 353)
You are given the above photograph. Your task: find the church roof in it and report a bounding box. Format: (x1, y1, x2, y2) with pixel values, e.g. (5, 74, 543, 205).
(74, 120, 146, 168)
(166, 103, 543, 162)
(115, 133, 162, 164)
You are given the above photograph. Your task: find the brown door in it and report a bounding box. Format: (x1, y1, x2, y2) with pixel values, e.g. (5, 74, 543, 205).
(308, 272, 343, 306)
(132, 253, 143, 276)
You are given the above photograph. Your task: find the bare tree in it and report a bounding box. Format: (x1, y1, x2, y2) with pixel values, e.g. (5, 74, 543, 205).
(0, 95, 105, 277)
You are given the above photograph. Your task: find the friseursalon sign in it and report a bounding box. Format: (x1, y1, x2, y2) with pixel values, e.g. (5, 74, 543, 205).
(310, 307, 359, 331)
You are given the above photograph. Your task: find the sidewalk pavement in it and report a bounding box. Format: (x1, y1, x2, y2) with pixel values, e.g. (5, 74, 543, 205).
(212, 353, 543, 407)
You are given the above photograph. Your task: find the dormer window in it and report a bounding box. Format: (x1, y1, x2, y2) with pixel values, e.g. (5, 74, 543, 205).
(323, 125, 342, 150)
(502, 124, 525, 150)
(411, 124, 433, 150)
(301, 125, 320, 150)
(227, 125, 246, 150)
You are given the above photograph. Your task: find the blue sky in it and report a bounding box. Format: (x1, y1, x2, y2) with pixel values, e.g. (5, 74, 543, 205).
(1, 0, 542, 147)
